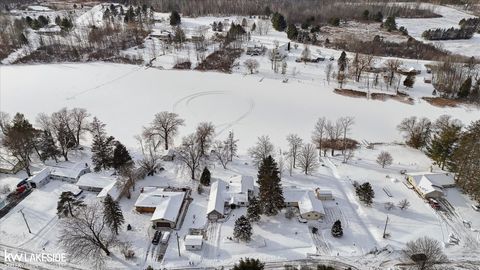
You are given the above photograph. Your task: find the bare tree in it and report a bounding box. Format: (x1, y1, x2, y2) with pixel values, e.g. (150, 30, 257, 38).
(376, 151, 393, 168)
(384, 59, 403, 87)
(195, 122, 215, 157)
(398, 199, 410, 210)
(339, 116, 355, 161)
(135, 135, 162, 176)
(403, 236, 447, 270)
(397, 117, 432, 149)
(143, 111, 185, 151)
(301, 44, 311, 63)
(351, 53, 376, 82)
(177, 134, 203, 180)
(51, 109, 76, 161)
(59, 203, 117, 269)
(297, 143, 319, 175)
(286, 134, 302, 168)
(244, 58, 259, 74)
(70, 108, 90, 146)
(325, 119, 342, 156)
(248, 135, 274, 167)
(211, 140, 230, 169)
(224, 130, 238, 162)
(312, 117, 327, 157)
(325, 63, 333, 84)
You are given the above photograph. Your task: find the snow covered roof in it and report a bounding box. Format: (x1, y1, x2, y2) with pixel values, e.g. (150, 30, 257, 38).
(134, 189, 185, 223)
(283, 186, 308, 203)
(28, 168, 52, 184)
(49, 163, 89, 179)
(97, 181, 122, 201)
(184, 235, 203, 246)
(227, 175, 254, 194)
(207, 180, 226, 215)
(408, 172, 455, 189)
(298, 191, 325, 216)
(76, 173, 116, 189)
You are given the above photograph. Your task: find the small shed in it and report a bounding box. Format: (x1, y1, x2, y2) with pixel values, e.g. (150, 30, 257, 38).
(184, 235, 203, 251)
(315, 188, 333, 200)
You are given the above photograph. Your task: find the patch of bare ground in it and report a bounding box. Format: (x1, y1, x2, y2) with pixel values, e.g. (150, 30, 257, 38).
(335, 88, 414, 105)
(422, 97, 462, 107)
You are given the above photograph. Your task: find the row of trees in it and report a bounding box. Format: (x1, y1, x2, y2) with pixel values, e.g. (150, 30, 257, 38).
(422, 27, 475, 40)
(398, 115, 480, 202)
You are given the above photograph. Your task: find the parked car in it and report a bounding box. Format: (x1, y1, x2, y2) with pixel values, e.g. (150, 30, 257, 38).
(152, 231, 161, 245)
(161, 231, 171, 244)
(428, 198, 441, 210)
(297, 216, 307, 223)
(471, 204, 480, 211)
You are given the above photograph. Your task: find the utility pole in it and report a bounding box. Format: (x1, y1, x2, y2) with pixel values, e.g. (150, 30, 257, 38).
(383, 215, 389, 238)
(19, 209, 32, 234)
(176, 232, 181, 257)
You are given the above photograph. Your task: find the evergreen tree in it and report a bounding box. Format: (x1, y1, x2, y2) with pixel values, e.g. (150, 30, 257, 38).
(199, 167, 211, 186)
(403, 74, 415, 89)
(224, 131, 238, 162)
(458, 77, 472, 99)
(112, 141, 132, 170)
(451, 120, 480, 202)
(91, 117, 115, 172)
(337, 51, 347, 72)
(170, 10, 181, 26)
(257, 156, 285, 216)
(427, 121, 462, 170)
(246, 196, 261, 222)
(251, 22, 256, 32)
(57, 191, 85, 217)
(331, 220, 343, 237)
(384, 16, 397, 31)
(233, 215, 252, 242)
(286, 23, 298, 40)
(38, 130, 60, 162)
(373, 11, 383, 22)
(355, 182, 375, 206)
(362, 10, 370, 21)
(103, 194, 125, 235)
(233, 258, 265, 270)
(271, 12, 287, 31)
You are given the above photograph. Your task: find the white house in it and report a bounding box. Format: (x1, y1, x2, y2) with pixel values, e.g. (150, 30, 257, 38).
(97, 181, 122, 201)
(283, 187, 326, 220)
(28, 167, 52, 188)
(49, 163, 90, 183)
(76, 173, 117, 192)
(407, 172, 455, 198)
(207, 180, 227, 221)
(134, 187, 186, 229)
(184, 235, 203, 251)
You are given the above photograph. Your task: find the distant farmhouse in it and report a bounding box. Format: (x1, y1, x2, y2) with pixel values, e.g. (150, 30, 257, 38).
(407, 172, 455, 199)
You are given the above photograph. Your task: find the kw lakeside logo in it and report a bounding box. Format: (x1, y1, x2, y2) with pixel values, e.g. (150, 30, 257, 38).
(3, 250, 67, 264)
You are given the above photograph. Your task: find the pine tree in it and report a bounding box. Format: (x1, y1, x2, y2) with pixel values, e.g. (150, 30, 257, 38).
(224, 131, 238, 162)
(427, 122, 462, 170)
(103, 194, 125, 235)
(233, 258, 265, 270)
(233, 215, 252, 242)
(331, 220, 343, 237)
(271, 12, 287, 31)
(170, 10, 181, 26)
(246, 196, 261, 222)
(57, 191, 85, 217)
(91, 117, 115, 172)
(39, 130, 60, 162)
(337, 51, 347, 72)
(286, 23, 298, 40)
(112, 141, 132, 170)
(458, 77, 472, 99)
(251, 22, 256, 32)
(403, 74, 415, 89)
(384, 16, 397, 31)
(373, 11, 383, 22)
(356, 182, 374, 206)
(199, 167, 211, 186)
(257, 156, 285, 216)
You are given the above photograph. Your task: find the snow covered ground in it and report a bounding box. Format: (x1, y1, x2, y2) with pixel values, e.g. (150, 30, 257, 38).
(397, 4, 480, 58)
